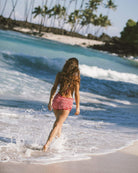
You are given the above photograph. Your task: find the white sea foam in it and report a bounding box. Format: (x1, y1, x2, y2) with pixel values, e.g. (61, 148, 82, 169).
(0, 66, 51, 101)
(0, 90, 137, 164)
(0, 30, 138, 165)
(126, 56, 138, 62)
(80, 64, 138, 84)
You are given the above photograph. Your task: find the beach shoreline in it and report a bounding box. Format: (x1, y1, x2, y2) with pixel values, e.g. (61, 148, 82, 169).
(1, 15, 138, 58)
(12, 26, 104, 48)
(0, 141, 138, 173)
(10, 27, 138, 59)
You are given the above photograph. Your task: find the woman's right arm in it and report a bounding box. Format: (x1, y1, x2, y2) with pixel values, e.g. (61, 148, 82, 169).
(48, 73, 60, 110)
(74, 82, 80, 115)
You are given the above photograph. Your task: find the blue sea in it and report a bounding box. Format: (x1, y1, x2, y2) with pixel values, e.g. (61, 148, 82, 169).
(0, 30, 138, 164)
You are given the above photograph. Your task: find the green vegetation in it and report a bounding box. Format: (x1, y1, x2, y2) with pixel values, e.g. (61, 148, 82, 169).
(31, 0, 117, 34)
(18, 0, 116, 35)
(121, 19, 138, 48)
(0, 0, 117, 36)
(91, 19, 138, 57)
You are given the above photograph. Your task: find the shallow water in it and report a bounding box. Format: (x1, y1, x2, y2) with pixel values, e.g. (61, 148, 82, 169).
(0, 30, 138, 164)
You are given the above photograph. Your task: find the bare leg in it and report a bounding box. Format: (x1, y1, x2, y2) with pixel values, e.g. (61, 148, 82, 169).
(57, 126, 62, 137)
(53, 110, 62, 137)
(43, 109, 70, 151)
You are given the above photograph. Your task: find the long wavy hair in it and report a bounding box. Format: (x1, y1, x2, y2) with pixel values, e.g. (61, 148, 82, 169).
(59, 58, 80, 95)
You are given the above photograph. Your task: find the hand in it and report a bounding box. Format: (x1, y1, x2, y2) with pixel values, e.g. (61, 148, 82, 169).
(75, 108, 80, 115)
(48, 103, 52, 111)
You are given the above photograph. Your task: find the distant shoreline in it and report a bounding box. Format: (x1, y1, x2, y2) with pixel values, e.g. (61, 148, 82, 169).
(13, 26, 104, 48)
(0, 16, 138, 58)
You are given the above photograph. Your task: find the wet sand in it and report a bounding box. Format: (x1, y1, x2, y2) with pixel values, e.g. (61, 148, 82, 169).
(0, 141, 138, 173)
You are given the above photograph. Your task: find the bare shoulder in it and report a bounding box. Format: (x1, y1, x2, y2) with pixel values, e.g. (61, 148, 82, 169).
(53, 72, 61, 87)
(56, 72, 61, 80)
(57, 72, 61, 77)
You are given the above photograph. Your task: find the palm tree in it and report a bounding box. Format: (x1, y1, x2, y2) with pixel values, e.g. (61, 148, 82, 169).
(60, 0, 69, 28)
(24, 0, 29, 22)
(100, 15, 111, 27)
(43, 4, 51, 26)
(105, 0, 117, 9)
(9, 0, 18, 19)
(105, 0, 117, 16)
(75, 0, 77, 10)
(78, 0, 102, 34)
(30, 0, 116, 36)
(68, 9, 81, 32)
(79, 8, 96, 33)
(76, 0, 85, 32)
(50, 4, 62, 27)
(66, 0, 75, 15)
(1, 0, 8, 16)
(94, 13, 111, 35)
(30, 0, 35, 23)
(74, 10, 82, 32)
(80, 0, 85, 9)
(99, 14, 111, 34)
(42, 0, 49, 26)
(80, 0, 113, 35)
(32, 6, 43, 18)
(58, 6, 66, 28)
(47, 0, 56, 27)
(32, 6, 44, 33)
(86, 0, 102, 11)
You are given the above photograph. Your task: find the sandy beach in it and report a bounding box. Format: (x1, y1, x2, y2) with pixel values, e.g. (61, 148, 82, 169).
(0, 141, 138, 173)
(13, 27, 104, 47)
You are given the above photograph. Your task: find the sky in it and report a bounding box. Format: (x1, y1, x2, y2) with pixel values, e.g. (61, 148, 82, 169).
(0, 0, 138, 37)
(106, 0, 138, 36)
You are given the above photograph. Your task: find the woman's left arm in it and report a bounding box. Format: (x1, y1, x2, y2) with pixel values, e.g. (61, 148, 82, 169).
(74, 82, 80, 115)
(48, 73, 60, 110)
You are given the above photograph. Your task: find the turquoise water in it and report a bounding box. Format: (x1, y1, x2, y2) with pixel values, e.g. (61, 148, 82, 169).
(0, 30, 138, 164)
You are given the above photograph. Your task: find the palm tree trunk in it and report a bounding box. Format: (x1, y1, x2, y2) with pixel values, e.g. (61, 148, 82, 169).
(0, 0, 1, 14)
(25, 0, 31, 22)
(95, 26, 101, 36)
(86, 24, 90, 34)
(80, 0, 85, 9)
(30, 0, 35, 23)
(1, 0, 8, 16)
(49, 0, 56, 27)
(9, 0, 18, 19)
(70, 23, 75, 33)
(49, 0, 53, 9)
(39, 17, 43, 34)
(53, 16, 56, 27)
(74, 0, 86, 33)
(39, 0, 45, 33)
(67, 0, 74, 14)
(78, 24, 84, 33)
(75, 0, 77, 10)
(43, 0, 48, 26)
(13, 0, 17, 20)
(73, 19, 79, 32)
(24, 0, 29, 22)
(61, 0, 67, 30)
(26, 0, 31, 22)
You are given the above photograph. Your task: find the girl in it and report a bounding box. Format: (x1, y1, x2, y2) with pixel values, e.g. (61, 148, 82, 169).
(43, 57, 80, 151)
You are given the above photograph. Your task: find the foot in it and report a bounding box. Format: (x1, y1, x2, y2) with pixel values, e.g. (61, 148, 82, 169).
(43, 144, 48, 152)
(57, 133, 61, 137)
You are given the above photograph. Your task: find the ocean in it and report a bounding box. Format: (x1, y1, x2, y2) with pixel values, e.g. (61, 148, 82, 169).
(0, 30, 138, 164)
